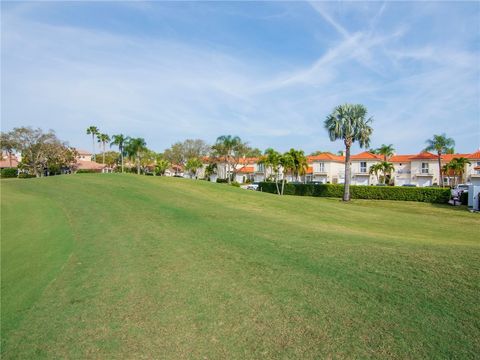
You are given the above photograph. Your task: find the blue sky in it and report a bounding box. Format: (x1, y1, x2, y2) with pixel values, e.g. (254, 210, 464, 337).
(2, 1, 479, 154)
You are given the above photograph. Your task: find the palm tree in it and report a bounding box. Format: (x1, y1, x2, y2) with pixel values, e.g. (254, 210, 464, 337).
(286, 148, 308, 182)
(110, 134, 127, 173)
(448, 157, 471, 186)
(369, 163, 382, 184)
(280, 152, 295, 195)
(376, 144, 395, 162)
(97, 133, 110, 165)
(425, 133, 455, 187)
(213, 135, 241, 183)
(125, 137, 147, 175)
(325, 104, 373, 201)
(380, 161, 395, 184)
(86, 126, 99, 161)
(261, 148, 282, 194)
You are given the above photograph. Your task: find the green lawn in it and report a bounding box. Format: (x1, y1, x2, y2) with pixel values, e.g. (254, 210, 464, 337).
(1, 174, 479, 358)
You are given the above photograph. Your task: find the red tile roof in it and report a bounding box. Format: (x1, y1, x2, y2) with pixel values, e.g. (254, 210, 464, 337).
(409, 152, 438, 160)
(467, 150, 480, 159)
(307, 153, 345, 162)
(390, 154, 415, 163)
(306, 166, 313, 174)
(350, 151, 382, 160)
(238, 166, 254, 173)
(238, 157, 259, 165)
(0, 156, 19, 168)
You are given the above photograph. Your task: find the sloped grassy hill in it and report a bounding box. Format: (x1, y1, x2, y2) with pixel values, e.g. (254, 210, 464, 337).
(1, 174, 479, 358)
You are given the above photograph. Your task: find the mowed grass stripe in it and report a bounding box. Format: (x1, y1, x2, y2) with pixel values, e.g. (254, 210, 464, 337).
(1, 174, 479, 359)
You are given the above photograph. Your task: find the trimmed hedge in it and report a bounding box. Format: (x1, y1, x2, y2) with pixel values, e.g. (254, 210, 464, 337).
(18, 173, 36, 179)
(76, 169, 99, 174)
(259, 182, 451, 204)
(0, 168, 18, 178)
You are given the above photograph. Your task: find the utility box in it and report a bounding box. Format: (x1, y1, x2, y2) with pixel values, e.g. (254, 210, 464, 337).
(468, 185, 480, 211)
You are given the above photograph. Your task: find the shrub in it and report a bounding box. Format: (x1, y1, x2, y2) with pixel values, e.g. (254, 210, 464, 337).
(0, 168, 18, 178)
(18, 173, 36, 179)
(216, 178, 228, 183)
(231, 181, 240, 187)
(460, 192, 468, 205)
(76, 169, 98, 174)
(259, 182, 451, 203)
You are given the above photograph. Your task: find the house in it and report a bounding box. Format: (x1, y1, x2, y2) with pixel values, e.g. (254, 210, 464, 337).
(466, 150, 480, 183)
(0, 152, 19, 169)
(350, 151, 383, 186)
(307, 153, 345, 184)
(74, 149, 108, 173)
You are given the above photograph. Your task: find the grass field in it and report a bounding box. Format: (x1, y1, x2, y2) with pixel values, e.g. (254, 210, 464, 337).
(1, 174, 479, 358)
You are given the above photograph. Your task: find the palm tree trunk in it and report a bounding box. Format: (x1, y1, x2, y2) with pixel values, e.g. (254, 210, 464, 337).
(92, 135, 95, 162)
(343, 141, 352, 201)
(8, 151, 12, 167)
(102, 142, 106, 165)
(121, 150, 124, 173)
(137, 152, 140, 175)
(281, 176, 285, 195)
(275, 172, 280, 195)
(438, 152, 443, 187)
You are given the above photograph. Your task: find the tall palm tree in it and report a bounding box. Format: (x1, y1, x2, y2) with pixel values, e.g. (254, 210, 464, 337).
(125, 137, 147, 175)
(97, 133, 110, 165)
(86, 126, 99, 161)
(325, 104, 373, 201)
(286, 148, 308, 182)
(376, 144, 395, 162)
(425, 133, 455, 187)
(110, 134, 127, 173)
(213, 135, 241, 183)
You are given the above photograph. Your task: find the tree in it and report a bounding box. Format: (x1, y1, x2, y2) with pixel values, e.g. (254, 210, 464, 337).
(284, 148, 308, 182)
(11, 127, 73, 177)
(110, 134, 127, 173)
(425, 133, 455, 187)
(155, 158, 170, 176)
(125, 137, 147, 175)
(86, 126, 99, 161)
(280, 152, 295, 195)
(204, 162, 217, 180)
(379, 161, 394, 184)
(94, 151, 119, 167)
(212, 135, 243, 183)
(185, 157, 203, 179)
(245, 147, 262, 158)
(324, 104, 373, 201)
(369, 163, 383, 184)
(260, 148, 282, 194)
(0, 131, 18, 167)
(376, 144, 395, 162)
(164, 139, 209, 168)
(447, 157, 470, 186)
(97, 133, 110, 165)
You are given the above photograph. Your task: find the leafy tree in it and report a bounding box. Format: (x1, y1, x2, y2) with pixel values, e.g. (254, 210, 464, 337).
(110, 134, 127, 173)
(155, 158, 170, 176)
(379, 161, 395, 184)
(204, 162, 217, 180)
(97, 133, 110, 165)
(94, 151, 119, 167)
(376, 144, 395, 162)
(86, 126, 99, 161)
(11, 127, 74, 177)
(425, 133, 455, 187)
(0, 131, 18, 167)
(285, 148, 308, 182)
(324, 104, 373, 201)
(245, 147, 262, 158)
(164, 139, 209, 167)
(125, 137, 147, 175)
(185, 157, 203, 179)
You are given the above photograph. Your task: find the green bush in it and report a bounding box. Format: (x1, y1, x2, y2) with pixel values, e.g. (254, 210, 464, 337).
(18, 173, 36, 179)
(0, 168, 18, 178)
(460, 192, 468, 205)
(231, 181, 240, 187)
(76, 169, 98, 174)
(216, 178, 228, 183)
(259, 182, 451, 203)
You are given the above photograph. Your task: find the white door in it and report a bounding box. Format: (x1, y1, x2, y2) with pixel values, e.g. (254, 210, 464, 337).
(395, 177, 407, 186)
(417, 177, 432, 187)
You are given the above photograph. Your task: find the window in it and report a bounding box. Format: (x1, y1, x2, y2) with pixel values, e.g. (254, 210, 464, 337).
(318, 162, 325, 172)
(421, 163, 429, 174)
(257, 163, 264, 172)
(360, 162, 367, 173)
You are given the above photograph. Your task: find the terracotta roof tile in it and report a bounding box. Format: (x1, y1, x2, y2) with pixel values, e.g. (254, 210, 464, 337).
(350, 151, 383, 160)
(238, 166, 254, 173)
(307, 153, 345, 162)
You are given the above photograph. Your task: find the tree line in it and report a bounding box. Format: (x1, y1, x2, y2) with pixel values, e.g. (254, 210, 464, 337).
(1, 103, 465, 201)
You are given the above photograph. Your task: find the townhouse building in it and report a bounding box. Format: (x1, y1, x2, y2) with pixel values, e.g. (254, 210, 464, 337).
(203, 149, 480, 187)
